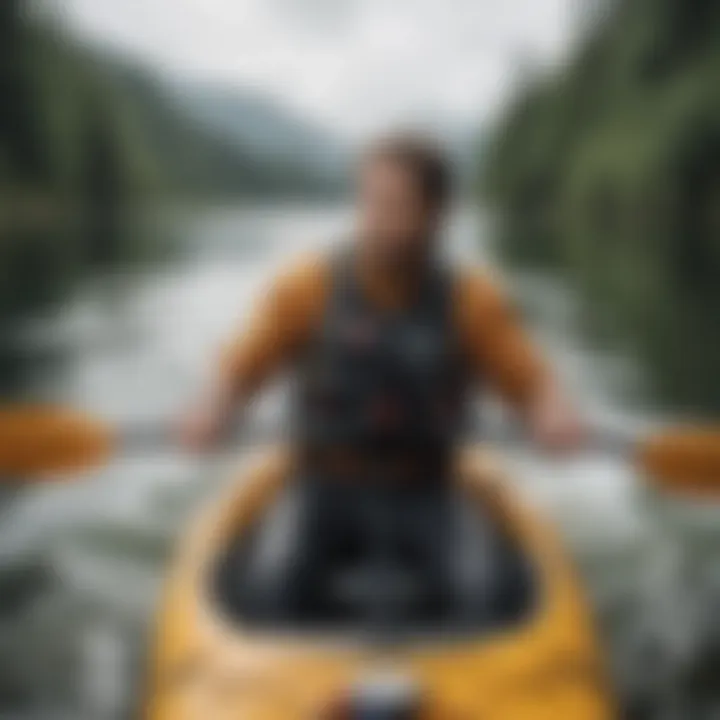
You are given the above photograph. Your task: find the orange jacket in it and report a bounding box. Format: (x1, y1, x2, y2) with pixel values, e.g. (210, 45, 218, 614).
(221, 253, 547, 413)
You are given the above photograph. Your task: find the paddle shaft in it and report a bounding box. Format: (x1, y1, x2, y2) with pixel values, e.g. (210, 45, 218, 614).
(2, 404, 717, 497)
(115, 417, 633, 459)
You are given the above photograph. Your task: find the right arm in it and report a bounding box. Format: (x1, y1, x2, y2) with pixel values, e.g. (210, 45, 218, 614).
(178, 254, 328, 449)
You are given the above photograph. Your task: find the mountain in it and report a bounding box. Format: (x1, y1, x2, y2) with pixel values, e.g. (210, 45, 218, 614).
(93, 60, 347, 198)
(166, 81, 349, 190)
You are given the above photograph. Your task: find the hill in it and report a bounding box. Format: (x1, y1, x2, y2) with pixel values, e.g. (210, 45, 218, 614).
(168, 81, 347, 188)
(99, 63, 346, 198)
(0, 0, 344, 392)
(481, 0, 720, 414)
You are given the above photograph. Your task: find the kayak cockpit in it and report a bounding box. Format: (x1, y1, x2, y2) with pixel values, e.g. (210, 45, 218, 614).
(145, 450, 613, 720)
(211, 483, 536, 640)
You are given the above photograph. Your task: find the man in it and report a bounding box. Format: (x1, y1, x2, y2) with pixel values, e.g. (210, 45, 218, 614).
(180, 133, 583, 619)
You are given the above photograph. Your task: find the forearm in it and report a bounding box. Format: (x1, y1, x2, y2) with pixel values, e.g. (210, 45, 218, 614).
(201, 371, 248, 431)
(458, 270, 583, 451)
(179, 343, 269, 449)
(179, 255, 327, 450)
(525, 376, 586, 452)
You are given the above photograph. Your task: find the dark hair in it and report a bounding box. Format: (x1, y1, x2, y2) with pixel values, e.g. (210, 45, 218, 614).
(363, 132, 453, 210)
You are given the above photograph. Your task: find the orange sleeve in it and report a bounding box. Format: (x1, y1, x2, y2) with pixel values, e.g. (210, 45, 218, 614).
(455, 269, 548, 411)
(220, 253, 330, 397)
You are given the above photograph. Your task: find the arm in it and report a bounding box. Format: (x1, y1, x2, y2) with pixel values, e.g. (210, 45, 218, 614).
(457, 270, 585, 452)
(179, 255, 329, 449)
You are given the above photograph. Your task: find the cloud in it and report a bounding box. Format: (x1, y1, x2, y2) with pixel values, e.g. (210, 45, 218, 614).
(62, 0, 577, 139)
(261, 0, 360, 36)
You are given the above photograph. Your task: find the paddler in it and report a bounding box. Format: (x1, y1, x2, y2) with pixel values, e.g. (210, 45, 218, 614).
(178, 132, 585, 618)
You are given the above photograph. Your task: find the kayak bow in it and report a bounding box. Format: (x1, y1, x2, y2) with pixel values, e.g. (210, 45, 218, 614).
(143, 447, 614, 719)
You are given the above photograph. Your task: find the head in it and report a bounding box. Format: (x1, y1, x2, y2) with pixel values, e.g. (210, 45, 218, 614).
(356, 132, 453, 268)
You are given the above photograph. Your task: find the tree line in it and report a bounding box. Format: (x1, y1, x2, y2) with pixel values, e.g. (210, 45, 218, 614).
(481, 0, 720, 414)
(0, 1, 336, 392)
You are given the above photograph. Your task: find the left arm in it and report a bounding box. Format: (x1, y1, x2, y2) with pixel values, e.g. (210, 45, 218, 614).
(455, 270, 585, 452)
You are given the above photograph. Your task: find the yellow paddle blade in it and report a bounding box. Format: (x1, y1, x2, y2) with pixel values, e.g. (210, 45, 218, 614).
(639, 427, 720, 497)
(0, 407, 116, 478)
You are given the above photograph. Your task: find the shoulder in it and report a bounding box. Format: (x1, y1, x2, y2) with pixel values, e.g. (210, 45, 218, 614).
(271, 251, 332, 298)
(263, 250, 333, 330)
(452, 265, 511, 324)
(273, 250, 332, 290)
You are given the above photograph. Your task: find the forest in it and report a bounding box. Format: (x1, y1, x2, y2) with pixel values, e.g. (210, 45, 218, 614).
(0, 0, 338, 392)
(481, 0, 720, 415)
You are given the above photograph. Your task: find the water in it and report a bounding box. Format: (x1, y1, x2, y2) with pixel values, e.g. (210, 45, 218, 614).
(0, 204, 719, 718)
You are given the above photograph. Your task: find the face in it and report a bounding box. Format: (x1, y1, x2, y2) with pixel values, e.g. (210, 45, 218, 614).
(357, 157, 442, 266)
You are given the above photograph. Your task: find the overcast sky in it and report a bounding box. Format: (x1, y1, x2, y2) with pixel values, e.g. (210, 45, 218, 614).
(62, 0, 580, 139)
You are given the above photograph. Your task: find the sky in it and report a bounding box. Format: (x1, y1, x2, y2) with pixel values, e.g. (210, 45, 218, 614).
(61, 0, 580, 140)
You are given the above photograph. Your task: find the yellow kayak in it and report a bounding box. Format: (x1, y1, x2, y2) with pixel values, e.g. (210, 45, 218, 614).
(144, 447, 614, 719)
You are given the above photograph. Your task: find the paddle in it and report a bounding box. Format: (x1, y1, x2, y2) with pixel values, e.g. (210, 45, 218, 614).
(0, 405, 719, 497)
(0, 406, 115, 477)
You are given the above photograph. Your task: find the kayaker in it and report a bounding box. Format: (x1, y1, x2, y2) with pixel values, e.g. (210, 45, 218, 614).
(179, 132, 584, 618)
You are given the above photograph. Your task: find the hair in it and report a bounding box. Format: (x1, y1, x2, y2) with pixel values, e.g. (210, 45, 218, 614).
(362, 131, 453, 210)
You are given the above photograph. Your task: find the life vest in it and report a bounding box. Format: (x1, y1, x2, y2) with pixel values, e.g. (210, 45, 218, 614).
(293, 251, 470, 473)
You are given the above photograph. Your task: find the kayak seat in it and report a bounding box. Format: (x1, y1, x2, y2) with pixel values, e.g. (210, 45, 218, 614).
(211, 485, 536, 637)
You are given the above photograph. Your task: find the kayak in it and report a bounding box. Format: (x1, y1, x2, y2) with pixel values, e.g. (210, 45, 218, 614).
(143, 447, 614, 719)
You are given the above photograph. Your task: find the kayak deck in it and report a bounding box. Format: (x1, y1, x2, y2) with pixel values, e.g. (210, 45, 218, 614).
(144, 447, 614, 719)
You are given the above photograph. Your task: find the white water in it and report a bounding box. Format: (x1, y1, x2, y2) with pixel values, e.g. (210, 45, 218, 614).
(0, 204, 718, 718)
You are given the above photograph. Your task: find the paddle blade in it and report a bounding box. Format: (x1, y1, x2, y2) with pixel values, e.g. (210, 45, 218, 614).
(0, 407, 116, 478)
(639, 427, 720, 497)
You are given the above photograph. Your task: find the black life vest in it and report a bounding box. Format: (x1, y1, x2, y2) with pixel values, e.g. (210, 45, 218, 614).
(293, 251, 470, 464)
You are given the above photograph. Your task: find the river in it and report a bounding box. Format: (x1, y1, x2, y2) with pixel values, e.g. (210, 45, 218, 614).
(0, 204, 718, 718)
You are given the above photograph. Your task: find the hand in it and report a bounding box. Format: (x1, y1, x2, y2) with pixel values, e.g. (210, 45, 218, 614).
(176, 400, 229, 452)
(529, 382, 587, 454)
